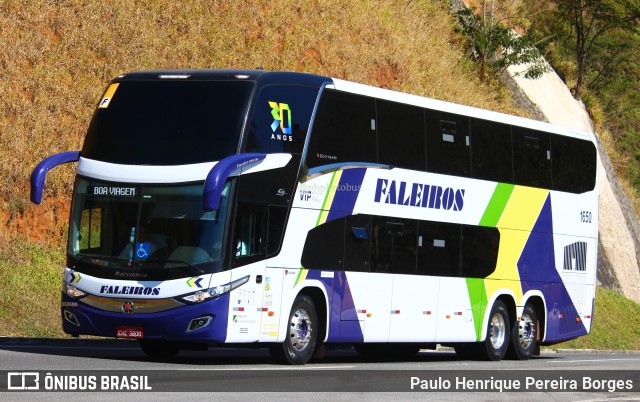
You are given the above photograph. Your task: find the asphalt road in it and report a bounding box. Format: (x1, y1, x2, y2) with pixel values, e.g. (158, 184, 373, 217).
(0, 339, 638, 400)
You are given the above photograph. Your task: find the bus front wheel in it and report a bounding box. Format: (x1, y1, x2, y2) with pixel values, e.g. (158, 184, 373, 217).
(271, 295, 318, 365)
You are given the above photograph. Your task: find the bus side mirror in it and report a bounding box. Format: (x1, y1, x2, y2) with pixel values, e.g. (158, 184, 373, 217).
(203, 153, 266, 211)
(30, 151, 80, 204)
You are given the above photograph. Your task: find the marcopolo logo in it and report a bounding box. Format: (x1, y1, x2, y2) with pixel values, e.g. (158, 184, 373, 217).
(269, 101, 293, 142)
(374, 178, 465, 211)
(99, 285, 160, 296)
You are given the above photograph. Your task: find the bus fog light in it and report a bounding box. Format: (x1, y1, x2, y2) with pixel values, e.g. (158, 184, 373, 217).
(187, 316, 212, 332)
(63, 310, 80, 326)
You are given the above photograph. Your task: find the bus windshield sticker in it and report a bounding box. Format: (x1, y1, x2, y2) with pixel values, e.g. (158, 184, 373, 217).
(135, 243, 151, 260)
(269, 101, 293, 142)
(98, 83, 119, 109)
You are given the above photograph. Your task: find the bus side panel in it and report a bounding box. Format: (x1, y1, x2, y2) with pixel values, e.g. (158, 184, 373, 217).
(225, 262, 266, 343)
(389, 275, 439, 342)
(434, 277, 477, 342)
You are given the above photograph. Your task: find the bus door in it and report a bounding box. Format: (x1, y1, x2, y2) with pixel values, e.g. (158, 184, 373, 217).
(225, 202, 268, 342)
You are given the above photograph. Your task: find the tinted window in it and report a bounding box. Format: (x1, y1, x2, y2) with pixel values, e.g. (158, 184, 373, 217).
(461, 225, 499, 278)
(267, 206, 288, 257)
(245, 84, 320, 154)
(426, 110, 471, 177)
(301, 217, 345, 270)
(83, 81, 252, 165)
(371, 217, 417, 274)
(471, 118, 513, 183)
(513, 127, 551, 189)
(417, 221, 461, 277)
(344, 215, 372, 272)
(552, 135, 597, 193)
(306, 90, 377, 169)
(377, 100, 426, 170)
(235, 155, 300, 207)
(232, 202, 267, 267)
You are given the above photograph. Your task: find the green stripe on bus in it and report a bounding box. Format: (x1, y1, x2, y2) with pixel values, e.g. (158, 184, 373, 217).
(479, 183, 515, 227)
(294, 268, 305, 287)
(466, 277, 487, 341)
(315, 171, 337, 227)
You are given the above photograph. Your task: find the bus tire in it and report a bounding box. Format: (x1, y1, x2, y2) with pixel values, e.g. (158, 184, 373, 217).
(139, 339, 180, 359)
(475, 300, 510, 361)
(271, 295, 318, 365)
(507, 303, 537, 360)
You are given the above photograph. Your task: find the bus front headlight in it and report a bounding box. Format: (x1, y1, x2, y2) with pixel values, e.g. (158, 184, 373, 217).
(181, 275, 250, 304)
(62, 280, 86, 299)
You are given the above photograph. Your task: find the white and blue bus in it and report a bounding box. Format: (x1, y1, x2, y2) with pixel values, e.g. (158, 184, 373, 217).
(31, 70, 598, 364)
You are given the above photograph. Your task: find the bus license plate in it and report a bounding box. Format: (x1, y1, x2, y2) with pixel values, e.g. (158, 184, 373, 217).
(116, 326, 143, 339)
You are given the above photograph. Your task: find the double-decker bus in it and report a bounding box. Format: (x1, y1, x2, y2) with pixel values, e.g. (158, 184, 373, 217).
(31, 70, 598, 364)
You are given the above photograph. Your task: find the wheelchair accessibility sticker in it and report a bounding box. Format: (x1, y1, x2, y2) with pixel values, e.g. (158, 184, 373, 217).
(135, 243, 151, 259)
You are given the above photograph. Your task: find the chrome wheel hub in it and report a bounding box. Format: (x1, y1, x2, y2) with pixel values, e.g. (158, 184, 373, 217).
(289, 308, 312, 352)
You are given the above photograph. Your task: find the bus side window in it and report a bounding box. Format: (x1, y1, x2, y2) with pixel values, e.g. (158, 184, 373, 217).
(471, 118, 513, 183)
(267, 205, 287, 257)
(460, 225, 500, 278)
(370, 217, 418, 275)
(513, 127, 551, 189)
(377, 100, 426, 171)
(306, 90, 377, 169)
(426, 110, 471, 177)
(79, 208, 102, 252)
(344, 215, 371, 272)
(232, 202, 267, 267)
(417, 221, 461, 277)
(551, 135, 597, 193)
(301, 216, 345, 271)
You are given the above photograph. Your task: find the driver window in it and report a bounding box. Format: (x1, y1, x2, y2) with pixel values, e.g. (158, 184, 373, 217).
(232, 202, 267, 267)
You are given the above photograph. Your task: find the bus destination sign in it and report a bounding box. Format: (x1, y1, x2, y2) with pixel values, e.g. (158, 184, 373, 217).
(88, 186, 136, 197)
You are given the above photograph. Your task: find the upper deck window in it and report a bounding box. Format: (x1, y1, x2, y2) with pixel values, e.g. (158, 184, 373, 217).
(83, 80, 253, 165)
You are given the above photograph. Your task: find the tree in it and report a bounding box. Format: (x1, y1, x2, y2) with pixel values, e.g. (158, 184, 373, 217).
(549, 0, 640, 100)
(455, 0, 551, 79)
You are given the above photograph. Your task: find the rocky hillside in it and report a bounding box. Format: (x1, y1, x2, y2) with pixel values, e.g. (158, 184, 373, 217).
(507, 64, 640, 303)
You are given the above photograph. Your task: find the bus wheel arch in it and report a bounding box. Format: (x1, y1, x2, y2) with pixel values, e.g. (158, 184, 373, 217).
(271, 287, 327, 365)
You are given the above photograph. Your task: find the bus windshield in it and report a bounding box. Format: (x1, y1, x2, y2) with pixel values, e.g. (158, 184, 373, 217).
(68, 178, 230, 272)
(82, 80, 253, 165)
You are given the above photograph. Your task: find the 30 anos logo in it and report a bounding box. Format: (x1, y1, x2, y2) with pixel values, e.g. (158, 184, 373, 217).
(268, 101, 293, 142)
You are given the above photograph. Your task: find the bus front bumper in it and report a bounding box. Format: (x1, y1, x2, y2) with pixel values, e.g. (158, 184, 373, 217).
(61, 293, 230, 344)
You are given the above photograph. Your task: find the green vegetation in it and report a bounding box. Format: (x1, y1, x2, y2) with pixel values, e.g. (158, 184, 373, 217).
(0, 239, 65, 337)
(454, 0, 550, 79)
(528, 0, 640, 213)
(551, 287, 640, 350)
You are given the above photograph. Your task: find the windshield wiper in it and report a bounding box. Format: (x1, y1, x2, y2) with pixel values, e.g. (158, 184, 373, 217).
(77, 254, 131, 264)
(144, 259, 205, 275)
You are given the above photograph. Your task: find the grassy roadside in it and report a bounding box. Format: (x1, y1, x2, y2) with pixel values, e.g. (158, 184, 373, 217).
(2, 238, 638, 349)
(549, 287, 640, 351)
(0, 239, 66, 338)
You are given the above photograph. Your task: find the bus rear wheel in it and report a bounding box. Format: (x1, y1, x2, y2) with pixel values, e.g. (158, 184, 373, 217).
(271, 295, 318, 365)
(456, 300, 509, 361)
(480, 300, 510, 360)
(507, 304, 537, 360)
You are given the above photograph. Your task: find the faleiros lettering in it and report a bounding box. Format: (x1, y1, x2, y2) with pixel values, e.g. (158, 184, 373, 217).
(374, 178, 465, 211)
(99, 285, 160, 296)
